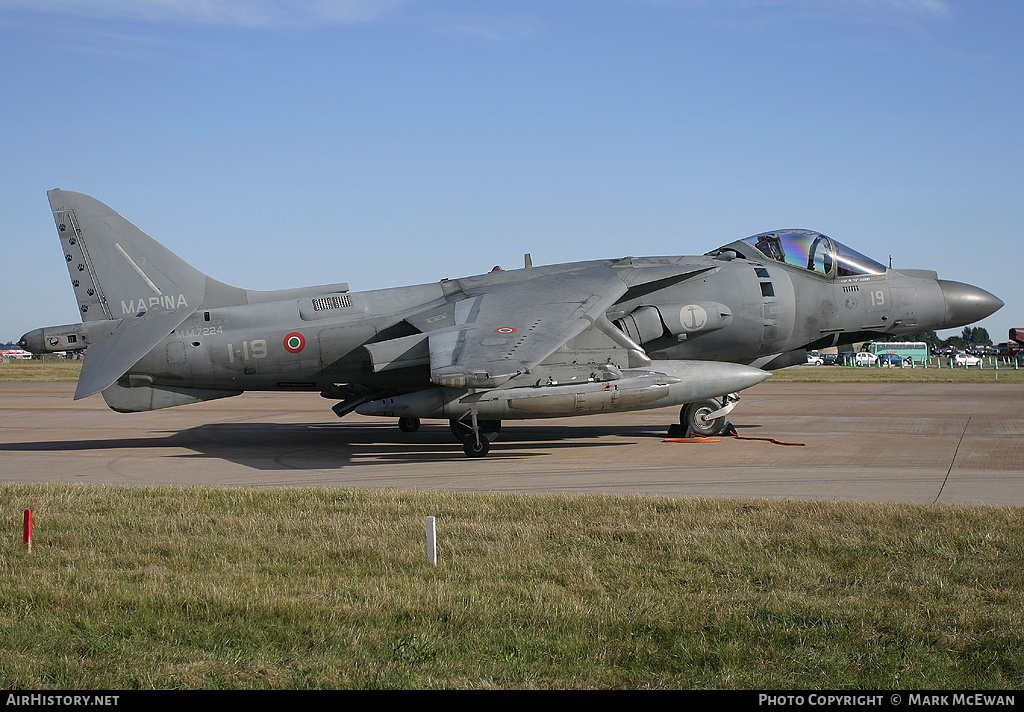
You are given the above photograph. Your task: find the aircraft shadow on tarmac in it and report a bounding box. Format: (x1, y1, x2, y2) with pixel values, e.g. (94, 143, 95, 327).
(0, 419, 754, 470)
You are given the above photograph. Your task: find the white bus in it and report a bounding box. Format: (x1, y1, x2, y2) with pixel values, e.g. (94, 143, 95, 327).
(864, 341, 929, 364)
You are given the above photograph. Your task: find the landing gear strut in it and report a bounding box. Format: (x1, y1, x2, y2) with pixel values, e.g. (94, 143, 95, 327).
(449, 417, 501, 443)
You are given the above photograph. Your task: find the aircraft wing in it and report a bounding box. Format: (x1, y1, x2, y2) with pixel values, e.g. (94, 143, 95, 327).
(404, 261, 713, 389)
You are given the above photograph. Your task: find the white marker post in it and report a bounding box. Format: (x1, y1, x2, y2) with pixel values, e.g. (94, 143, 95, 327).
(426, 516, 437, 566)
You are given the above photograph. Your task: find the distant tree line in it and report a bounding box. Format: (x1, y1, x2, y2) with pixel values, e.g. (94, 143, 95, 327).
(883, 327, 993, 351)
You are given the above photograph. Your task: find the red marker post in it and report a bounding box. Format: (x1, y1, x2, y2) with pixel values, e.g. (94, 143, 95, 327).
(23, 509, 32, 552)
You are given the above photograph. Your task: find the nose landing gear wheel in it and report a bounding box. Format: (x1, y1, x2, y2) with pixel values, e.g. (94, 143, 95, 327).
(681, 400, 727, 437)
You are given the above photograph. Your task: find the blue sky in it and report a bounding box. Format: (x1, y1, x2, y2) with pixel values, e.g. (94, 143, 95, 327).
(1, 0, 1021, 346)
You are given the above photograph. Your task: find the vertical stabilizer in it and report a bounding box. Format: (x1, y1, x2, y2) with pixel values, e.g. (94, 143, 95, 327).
(46, 189, 220, 399)
(48, 189, 208, 322)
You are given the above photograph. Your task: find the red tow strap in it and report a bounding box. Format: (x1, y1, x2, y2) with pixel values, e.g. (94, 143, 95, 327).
(664, 423, 806, 447)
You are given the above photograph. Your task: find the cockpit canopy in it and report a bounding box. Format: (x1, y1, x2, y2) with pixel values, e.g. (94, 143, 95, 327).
(714, 230, 887, 278)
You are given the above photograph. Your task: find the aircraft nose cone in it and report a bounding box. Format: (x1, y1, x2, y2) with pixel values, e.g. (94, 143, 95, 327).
(938, 280, 1004, 329)
(18, 329, 43, 354)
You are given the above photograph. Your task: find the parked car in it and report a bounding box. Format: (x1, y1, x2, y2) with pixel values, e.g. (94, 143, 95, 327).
(877, 354, 907, 366)
(854, 352, 878, 366)
(951, 353, 982, 367)
(806, 352, 825, 365)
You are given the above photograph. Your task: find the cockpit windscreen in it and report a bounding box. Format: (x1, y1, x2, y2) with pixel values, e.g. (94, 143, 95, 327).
(739, 230, 886, 278)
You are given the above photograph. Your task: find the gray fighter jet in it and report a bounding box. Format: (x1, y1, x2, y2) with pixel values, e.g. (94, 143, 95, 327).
(20, 190, 1002, 457)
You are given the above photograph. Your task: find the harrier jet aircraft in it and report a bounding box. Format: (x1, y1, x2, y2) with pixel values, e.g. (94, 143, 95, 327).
(20, 190, 1002, 457)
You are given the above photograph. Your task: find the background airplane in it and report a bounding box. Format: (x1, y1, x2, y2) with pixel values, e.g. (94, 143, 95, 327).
(20, 190, 1002, 456)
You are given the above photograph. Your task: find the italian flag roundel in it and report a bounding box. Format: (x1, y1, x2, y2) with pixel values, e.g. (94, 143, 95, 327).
(284, 332, 305, 353)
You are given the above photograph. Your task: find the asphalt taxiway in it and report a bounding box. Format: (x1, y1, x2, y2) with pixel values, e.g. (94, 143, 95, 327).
(1, 382, 1021, 505)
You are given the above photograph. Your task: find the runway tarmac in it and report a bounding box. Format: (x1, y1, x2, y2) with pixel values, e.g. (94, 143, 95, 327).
(1, 381, 1022, 505)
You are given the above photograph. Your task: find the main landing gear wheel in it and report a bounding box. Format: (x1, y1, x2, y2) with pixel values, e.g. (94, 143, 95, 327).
(398, 417, 420, 432)
(680, 399, 727, 437)
(449, 418, 501, 443)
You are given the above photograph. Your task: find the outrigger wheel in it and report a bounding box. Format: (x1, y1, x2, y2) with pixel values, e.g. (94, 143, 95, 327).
(398, 417, 420, 432)
(463, 437, 489, 458)
(450, 415, 501, 458)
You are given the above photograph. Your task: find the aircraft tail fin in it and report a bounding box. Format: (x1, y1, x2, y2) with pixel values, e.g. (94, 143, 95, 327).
(48, 189, 210, 322)
(46, 189, 249, 399)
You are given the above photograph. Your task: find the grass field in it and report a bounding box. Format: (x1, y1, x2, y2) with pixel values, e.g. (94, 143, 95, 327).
(2, 484, 1022, 690)
(0, 360, 83, 382)
(769, 362, 1024, 383)
(2, 360, 1022, 689)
